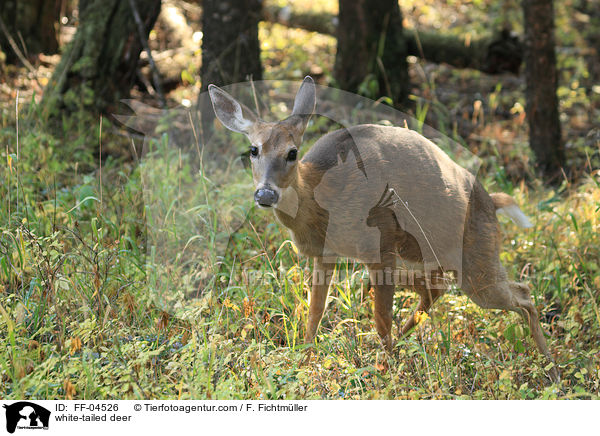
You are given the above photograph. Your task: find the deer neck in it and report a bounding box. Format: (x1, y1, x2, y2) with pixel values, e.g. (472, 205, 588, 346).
(273, 161, 328, 255)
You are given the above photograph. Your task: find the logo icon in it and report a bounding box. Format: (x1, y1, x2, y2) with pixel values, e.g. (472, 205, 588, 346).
(3, 402, 50, 433)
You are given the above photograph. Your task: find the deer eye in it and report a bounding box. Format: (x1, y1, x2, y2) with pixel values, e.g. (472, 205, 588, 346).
(286, 149, 298, 162)
(249, 146, 259, 157)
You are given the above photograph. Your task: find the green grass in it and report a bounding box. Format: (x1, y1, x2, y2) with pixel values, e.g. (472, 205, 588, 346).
(1, 94, 599, 400)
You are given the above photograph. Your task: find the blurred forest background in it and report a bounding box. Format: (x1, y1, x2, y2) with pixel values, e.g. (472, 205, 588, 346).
(0, 0, 599, 399)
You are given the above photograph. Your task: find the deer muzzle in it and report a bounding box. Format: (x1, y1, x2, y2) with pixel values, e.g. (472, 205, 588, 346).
(254, 187, 279, 207)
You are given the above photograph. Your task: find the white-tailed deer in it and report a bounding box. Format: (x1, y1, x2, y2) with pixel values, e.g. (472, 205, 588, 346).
(208, 76, 558, 381)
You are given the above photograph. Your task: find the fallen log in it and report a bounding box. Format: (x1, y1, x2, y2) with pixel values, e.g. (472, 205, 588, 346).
(263, 4, 522, 74)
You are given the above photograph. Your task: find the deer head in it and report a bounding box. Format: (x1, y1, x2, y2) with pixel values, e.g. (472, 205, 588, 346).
(208, 76, 316, 208)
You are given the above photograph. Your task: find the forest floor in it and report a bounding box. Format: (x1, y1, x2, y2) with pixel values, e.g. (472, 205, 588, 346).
(0, 0, 599, 399)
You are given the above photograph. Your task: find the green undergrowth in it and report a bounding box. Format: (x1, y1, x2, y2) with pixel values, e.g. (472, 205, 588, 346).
(1, 97, 599, 400)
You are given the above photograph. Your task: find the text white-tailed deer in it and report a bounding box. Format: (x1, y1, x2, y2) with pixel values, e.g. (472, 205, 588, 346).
(208, 76, 558, 381)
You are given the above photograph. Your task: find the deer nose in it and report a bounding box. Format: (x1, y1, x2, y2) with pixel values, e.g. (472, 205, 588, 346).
(254, 188, 279, 207)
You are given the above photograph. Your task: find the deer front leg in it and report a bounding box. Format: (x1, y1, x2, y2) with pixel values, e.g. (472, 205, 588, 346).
(367, 255, 396, 351)
(305, 257, 335, 344)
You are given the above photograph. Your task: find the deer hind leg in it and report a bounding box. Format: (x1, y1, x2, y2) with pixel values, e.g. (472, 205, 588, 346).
(463, 275, 559, 382)
(400, 277, 446, 336)
(508, 281, 559, 381)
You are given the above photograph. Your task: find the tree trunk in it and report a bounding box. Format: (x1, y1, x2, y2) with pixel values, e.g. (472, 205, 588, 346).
(199, 0, 262, 137)
(200, 0, 262, 89)
(574, 0, 600, 87)
(0, 0, 60, 64)
(42, 0, 161, 118)
(334, 0, 408, 105)
(523, 0, 564, 178)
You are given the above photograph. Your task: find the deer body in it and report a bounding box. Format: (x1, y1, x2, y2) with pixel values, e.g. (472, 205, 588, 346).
(275, 124, 473, 263)
(208, 77, 558, 381)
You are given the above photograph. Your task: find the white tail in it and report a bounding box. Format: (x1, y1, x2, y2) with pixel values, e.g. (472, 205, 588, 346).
(491, 192, 534, 228)
(497, 204, 534, 228)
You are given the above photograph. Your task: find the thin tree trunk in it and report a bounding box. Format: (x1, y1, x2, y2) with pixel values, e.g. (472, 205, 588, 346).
(334, 0, 408, 105)
(523, 0, 564, 177)
(200, 0, 262, 136)
(200, 0, 262, 89)
(42, 0, 161, 118)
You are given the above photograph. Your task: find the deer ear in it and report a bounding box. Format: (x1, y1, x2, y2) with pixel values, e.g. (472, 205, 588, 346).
(291, 76, 316, 121)
(208, 84, 257, 134)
